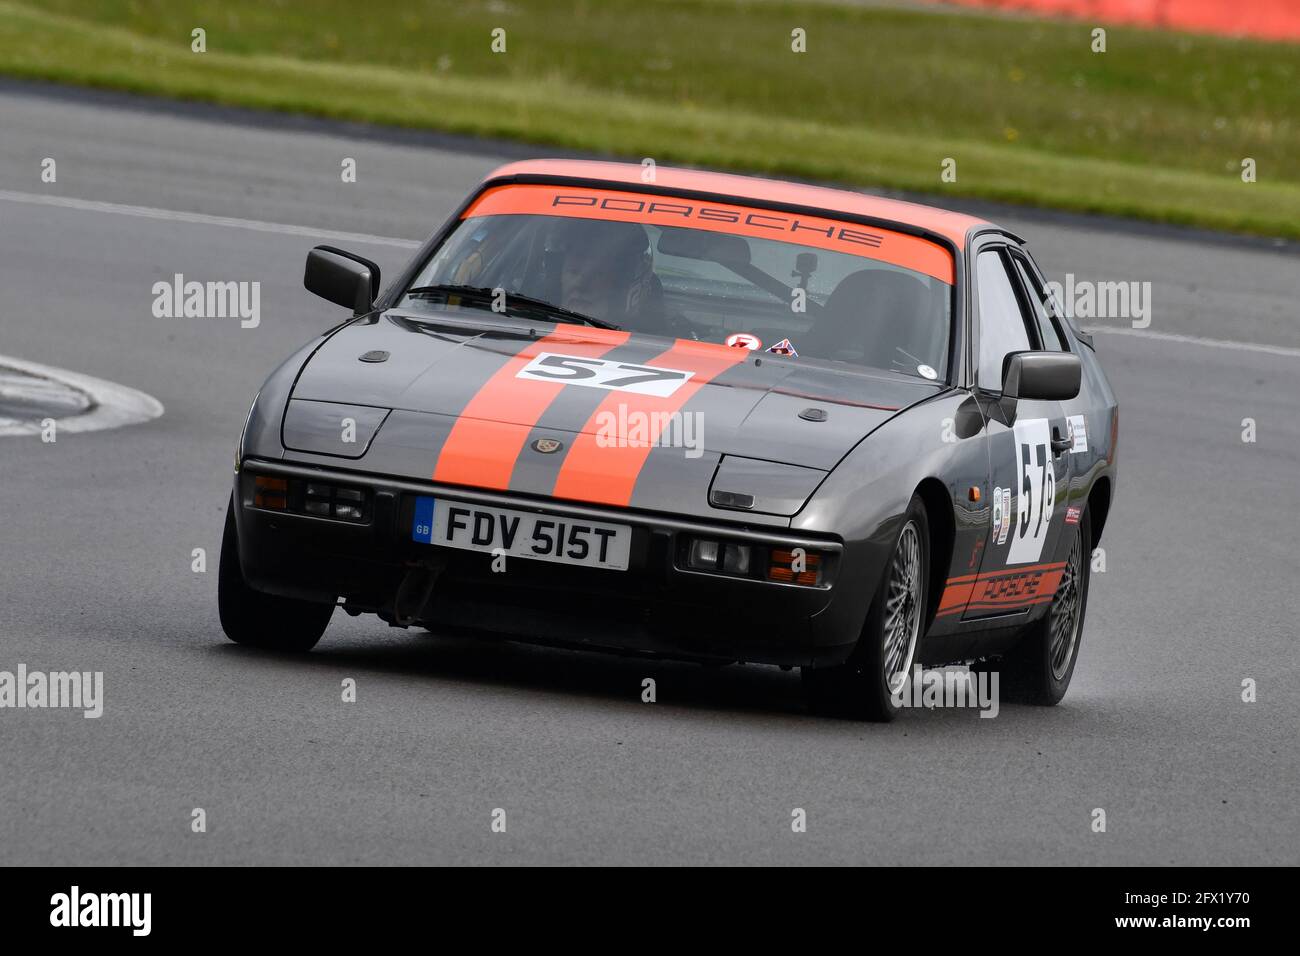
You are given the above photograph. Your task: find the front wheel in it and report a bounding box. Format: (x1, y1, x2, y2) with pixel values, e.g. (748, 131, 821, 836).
(218, 496, 334, 652)
(996, 508, 1091, 705)
(802, 496, 929, 722)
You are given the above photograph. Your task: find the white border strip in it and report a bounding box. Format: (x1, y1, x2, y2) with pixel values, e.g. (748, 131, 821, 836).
(0, 355, 164, 437)
(1086, 325, 1300, 359)
(0, 189, 421, 250)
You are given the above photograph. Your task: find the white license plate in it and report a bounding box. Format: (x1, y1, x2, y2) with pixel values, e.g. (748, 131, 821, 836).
(411, 497, 630, 571)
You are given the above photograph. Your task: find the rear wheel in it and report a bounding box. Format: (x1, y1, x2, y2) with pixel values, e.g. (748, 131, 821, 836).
(218, 496, 334, 652)
(997, 508, 1090, 704)
(802, 496, 929, 721)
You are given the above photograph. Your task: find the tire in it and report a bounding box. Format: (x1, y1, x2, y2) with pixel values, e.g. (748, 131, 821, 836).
(996, 507, 1091, 705)
(802, 495, 929, 722)
(218, 495, 334, 652)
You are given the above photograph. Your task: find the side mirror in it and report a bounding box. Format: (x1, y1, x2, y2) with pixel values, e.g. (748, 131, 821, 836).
(304, 246, 380, 315)
(1002, 351, 1081, 401)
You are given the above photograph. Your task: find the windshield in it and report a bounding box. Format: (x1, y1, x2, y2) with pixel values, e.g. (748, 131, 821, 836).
(401, 186, 954, 381)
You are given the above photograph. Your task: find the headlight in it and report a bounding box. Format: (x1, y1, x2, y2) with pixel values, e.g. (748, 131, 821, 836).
(248, 473, 370, 523)
(678, 536, 829, 586)
(708, 455, 827, 516)
(281, 400, 391, 459)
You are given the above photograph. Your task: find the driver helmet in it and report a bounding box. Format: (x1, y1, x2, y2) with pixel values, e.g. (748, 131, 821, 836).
(551, 217, 655, 323)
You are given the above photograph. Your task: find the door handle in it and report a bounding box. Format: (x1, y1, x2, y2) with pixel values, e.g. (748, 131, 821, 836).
(1051, 426, 1072, 457)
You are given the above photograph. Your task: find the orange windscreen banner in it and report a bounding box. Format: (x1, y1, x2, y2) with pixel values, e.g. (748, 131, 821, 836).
(462, 184, 955, 285)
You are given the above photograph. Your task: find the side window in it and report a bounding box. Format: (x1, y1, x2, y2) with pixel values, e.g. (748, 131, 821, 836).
(976, 249, 1032, 390)
(1011, 255, 1067, 351)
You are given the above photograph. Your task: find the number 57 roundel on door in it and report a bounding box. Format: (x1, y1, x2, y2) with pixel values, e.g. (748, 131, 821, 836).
(1007, 417, 1057, 566)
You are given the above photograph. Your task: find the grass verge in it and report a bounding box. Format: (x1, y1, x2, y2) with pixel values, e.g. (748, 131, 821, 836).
(2, 0, 1298, 238)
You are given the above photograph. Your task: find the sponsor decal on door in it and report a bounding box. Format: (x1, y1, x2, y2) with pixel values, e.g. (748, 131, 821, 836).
(1067, 414, 1088, 453)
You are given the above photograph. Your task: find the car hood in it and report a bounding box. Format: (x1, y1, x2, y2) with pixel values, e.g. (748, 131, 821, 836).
(287, 310, 940, 515)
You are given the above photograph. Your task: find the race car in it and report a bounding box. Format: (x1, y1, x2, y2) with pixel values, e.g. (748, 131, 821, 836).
(219, 159, 1117, 720)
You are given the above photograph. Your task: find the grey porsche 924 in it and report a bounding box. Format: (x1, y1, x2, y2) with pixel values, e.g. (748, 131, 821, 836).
(220, 160, 1117, 720)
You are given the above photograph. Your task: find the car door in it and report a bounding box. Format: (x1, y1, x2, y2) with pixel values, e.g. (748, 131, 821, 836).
(1012, 247, 1105, 515)
(963, 241, 1073, 622)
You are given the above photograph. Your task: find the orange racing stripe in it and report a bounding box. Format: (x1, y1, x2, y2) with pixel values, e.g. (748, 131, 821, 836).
(433, 326, 630, 489)
(551, 339, 748, 507)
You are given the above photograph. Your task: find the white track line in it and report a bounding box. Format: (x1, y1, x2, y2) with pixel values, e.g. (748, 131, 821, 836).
(0, 355, 164, 437)
(0, 189, 420, 250)
(1086, 325, 1300, 359)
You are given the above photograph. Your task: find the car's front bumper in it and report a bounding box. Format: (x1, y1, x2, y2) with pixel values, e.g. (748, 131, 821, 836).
(233, 459, 869, 667)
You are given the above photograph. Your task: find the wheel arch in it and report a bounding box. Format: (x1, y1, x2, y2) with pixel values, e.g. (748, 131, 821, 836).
(914, 477, 954, 628)
(1087, 475, 1112, 550)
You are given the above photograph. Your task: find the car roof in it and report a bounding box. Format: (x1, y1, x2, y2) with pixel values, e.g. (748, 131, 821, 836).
(482, 159, 994, 249)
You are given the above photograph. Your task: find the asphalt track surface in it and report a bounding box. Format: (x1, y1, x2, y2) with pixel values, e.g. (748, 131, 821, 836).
(1, 81, 1296, 866)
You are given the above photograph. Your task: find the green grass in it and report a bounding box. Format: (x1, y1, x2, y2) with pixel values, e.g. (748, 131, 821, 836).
(3, 0, 1299, 237)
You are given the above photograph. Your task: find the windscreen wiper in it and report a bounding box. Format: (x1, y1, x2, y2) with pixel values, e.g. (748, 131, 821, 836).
(403, 284, 624, 331)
